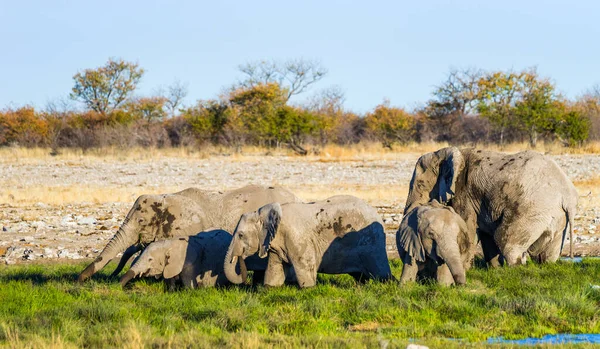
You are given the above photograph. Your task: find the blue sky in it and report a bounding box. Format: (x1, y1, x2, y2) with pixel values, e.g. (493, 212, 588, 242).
(1, 0, 598, 113)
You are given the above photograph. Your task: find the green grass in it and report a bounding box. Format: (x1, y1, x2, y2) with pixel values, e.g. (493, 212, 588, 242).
(1, 260, 600, 348)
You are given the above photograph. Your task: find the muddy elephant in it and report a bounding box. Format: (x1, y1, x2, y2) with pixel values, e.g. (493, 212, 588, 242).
(404, 147, 578, 266)
(119, 229, 270, 289)
(224, 195, 393, 288)
(397, 200, 476, 285)
(78, 185, 300, 282)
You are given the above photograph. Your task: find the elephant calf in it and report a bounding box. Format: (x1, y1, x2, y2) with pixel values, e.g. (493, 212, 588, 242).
(397, 200, 476, 286)
(120, 229, 267, 289)
(224, 195, 393, 288)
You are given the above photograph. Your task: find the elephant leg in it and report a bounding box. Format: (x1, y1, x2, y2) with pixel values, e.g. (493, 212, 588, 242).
(534, 230, 563, 263)
(264, 252, 285, 287)
(495, 218, 548, 266)
(400, 258, 418, 284)
(435, 264, 454, 286)
(293, 266, 317, 288)
(479, 233, 503, 267)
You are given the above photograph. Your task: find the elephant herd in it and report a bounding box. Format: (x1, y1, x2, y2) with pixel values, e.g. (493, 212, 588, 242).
(77, 147, 578, 289)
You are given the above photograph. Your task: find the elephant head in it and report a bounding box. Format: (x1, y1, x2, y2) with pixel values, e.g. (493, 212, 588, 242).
(397, 203, 470, 285)
(404, 147, 465, 214)
(119, 238, 188, 287)
(78, 194, 206, 282)
(224, 203, 282, 284)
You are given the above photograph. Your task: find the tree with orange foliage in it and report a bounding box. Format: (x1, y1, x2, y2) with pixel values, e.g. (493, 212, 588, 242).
(0, 106, 49, 146)
(365, 100, 416, 148)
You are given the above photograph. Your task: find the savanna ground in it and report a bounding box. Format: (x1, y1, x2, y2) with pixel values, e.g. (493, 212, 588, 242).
(2, 142, 600, 348)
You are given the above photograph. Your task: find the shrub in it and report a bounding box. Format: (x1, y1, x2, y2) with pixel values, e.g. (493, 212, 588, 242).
(0, 106, 49, 146)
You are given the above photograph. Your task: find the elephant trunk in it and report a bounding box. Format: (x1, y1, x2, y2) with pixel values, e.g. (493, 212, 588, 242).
(437, 240, 466, 285)
(110, 245, 141, 278)
(399, 255, 419, 284)
(224, 240, 245, 284)
(239, 257, 248, 284)
(78, 220, 137, 282)
(119, 269, 136, 287)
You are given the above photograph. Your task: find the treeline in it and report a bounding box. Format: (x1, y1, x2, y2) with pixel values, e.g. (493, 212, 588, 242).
(1, 59, 599, 151)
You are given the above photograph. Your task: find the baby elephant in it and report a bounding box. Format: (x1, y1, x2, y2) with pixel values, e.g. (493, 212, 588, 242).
(120, 229, 262, 289)
(396, 200, 475, 286)
(224, 195, 393, 288)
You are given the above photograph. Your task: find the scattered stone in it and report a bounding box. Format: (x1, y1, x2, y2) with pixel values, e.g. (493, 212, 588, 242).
(77, 217, 96, 225)
(406, 345, 429, 349)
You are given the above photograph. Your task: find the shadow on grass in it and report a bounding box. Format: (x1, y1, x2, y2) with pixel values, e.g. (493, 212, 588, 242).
(0, 270, 119, 285)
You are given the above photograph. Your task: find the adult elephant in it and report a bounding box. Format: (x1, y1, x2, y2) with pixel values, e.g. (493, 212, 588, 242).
(404, 147, 577, 266)
(77, 185, 300, 282)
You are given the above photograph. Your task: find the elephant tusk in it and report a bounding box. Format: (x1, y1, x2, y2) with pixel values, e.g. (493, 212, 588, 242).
(230, 255, 238, 265)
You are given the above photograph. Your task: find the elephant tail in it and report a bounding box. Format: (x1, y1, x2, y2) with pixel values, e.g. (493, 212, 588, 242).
(561, 204, 575, 259)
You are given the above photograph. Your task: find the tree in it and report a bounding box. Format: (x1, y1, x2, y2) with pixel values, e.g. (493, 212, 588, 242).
(238, 59, 327, 101)
(159, 80, 188, 117)
(182, 99, 232, 143)
(575, 85, 600, 140)
(512, 70, 561, 147)
(476, 71, 523, 145)
(228, 82, 287, 145)
(429, 67, 482, 120)
(365, 100, 416, 148)
(125, 96, 168, 121)
(70, 58, 145, 115)
(556, 110, 590, 146)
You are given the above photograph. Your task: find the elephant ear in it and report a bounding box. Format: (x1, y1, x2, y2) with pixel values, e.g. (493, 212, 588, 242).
(257, 203, 282, 258)
(438, 147, 464, 203)
(163, 243, 187, 279)
(397, 210, 426, 263)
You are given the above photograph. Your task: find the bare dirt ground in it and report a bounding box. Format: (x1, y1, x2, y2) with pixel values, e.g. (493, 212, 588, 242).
(2, 149, 600, 265)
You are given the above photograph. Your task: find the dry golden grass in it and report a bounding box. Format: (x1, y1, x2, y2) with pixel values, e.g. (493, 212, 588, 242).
(0, 186, 182, 206)
(2, 141, 599, 206)
(0, 184, 407, 206)
(1, 140, 598, 165)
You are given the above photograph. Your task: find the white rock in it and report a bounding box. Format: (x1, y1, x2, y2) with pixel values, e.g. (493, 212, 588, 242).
(77, 217, 96, 225)
(406, 345, 429, 349)
(31, 221, 46, 229)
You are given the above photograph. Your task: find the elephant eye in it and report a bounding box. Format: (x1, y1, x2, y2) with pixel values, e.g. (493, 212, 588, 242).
(238, 233, 244, 238)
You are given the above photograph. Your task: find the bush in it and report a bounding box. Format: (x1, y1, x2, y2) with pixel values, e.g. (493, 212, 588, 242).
(556, 110, 590, 147)
(365, 101, 416, 148)
(0, 107, 49, 146)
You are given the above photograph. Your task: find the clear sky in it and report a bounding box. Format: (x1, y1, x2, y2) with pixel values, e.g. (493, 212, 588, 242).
(1, 0, 598, 113)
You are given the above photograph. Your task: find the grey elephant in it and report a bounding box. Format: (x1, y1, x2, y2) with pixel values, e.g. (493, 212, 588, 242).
(78, 185, 300, 282)
(397, 200, 476, 285)
(119, 229, 270, 289)
(224, 195, 393, 288)
(404, 147, 578, 266)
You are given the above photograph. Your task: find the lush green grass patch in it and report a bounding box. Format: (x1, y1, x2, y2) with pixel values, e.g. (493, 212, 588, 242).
(1, 259, 600, 348)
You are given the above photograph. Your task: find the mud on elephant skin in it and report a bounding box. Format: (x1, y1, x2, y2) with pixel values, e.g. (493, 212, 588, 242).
(397, 200, 476, 286)
(119, 229, 271, 289)
(404, 147, 578, 267)
(78, 185, 300, 282)
(224, 195, 393, 288)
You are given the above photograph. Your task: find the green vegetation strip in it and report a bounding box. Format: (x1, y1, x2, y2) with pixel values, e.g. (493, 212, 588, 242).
(1, 259, 600, 348)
